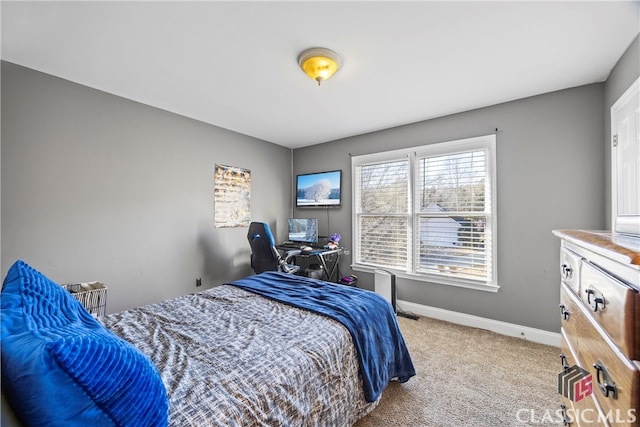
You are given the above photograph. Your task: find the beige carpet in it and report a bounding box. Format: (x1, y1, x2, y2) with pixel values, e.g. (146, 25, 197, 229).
(354, 316, 560, 427)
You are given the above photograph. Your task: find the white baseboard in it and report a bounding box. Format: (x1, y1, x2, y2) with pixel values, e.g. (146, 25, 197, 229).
(397, 299, 561, 347)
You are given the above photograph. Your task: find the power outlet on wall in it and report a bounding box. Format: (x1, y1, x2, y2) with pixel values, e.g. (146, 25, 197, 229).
(196, 278, 202, 287)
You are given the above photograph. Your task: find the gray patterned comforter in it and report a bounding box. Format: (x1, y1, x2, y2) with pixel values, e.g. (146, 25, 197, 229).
(100, 285, 379, 426)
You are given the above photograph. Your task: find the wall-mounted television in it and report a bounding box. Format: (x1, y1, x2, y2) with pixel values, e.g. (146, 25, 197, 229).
(296, 170, 342, 208)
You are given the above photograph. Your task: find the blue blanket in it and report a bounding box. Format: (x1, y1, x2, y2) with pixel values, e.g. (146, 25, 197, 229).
(228, 272, 415, 402)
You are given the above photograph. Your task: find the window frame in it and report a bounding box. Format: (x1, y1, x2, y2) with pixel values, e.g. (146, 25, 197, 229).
(351, 134, 498, 292)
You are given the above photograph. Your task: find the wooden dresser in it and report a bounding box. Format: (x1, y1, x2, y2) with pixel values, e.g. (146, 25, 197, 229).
(554, 230, 639, 427)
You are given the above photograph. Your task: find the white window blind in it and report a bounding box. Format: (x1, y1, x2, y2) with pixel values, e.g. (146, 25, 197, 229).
(416, 148, 492, 282)
(354, 159, 410, 270)
(352, 135, 497, 289)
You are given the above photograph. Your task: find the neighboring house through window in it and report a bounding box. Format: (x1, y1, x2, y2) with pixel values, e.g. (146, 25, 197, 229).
(352, 134, 498, 291)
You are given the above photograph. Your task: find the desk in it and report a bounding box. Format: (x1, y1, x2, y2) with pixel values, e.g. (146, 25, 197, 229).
(276, 245, 344, 282)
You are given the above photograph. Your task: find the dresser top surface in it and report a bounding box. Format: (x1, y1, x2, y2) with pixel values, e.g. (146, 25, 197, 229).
(553, 229, 640, 266)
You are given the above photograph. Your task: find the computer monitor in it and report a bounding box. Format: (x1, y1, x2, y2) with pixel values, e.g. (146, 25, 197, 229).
(287, 218, 318, 244)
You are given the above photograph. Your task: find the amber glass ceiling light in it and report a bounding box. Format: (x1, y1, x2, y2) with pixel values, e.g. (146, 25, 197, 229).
(298, 47, 342, 86)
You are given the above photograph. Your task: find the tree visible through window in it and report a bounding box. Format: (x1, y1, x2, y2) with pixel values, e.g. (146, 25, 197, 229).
(352, 135, 497, 288)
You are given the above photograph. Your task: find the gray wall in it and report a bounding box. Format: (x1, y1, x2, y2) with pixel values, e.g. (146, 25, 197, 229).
(2, 33, 638, 331)
(604, 35, 640, 228)
(294, 83, 605, 333)
(1, 61, 292, 314)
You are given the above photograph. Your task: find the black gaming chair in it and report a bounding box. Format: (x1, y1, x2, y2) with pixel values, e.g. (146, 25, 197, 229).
(247, 222, 301, 274)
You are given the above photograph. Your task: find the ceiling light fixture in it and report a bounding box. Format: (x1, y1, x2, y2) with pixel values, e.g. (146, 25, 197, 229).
(298, 47, 342, 86)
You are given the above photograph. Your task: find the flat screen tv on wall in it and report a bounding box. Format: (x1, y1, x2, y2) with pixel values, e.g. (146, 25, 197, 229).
(296, 170, 342, 208)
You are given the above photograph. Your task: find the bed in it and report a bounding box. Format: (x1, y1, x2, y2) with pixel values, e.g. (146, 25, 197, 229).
(1, 260, 415, 427)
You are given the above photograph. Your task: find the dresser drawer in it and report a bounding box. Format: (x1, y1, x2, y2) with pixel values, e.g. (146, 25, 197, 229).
(560, 330, 610, 427)
(561, 246, 582, 294)
(561, 285, 639, 426)
(580, 260, 639, 359)
(560, 284, 584, 355)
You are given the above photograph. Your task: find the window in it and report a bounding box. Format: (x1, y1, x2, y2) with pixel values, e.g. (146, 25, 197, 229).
(352, 134, 497, 290)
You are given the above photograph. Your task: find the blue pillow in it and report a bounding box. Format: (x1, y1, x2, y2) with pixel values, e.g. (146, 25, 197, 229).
(1, 260, 168, 426)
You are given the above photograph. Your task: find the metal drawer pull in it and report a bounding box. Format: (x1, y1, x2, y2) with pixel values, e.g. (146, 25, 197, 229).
(561, 263, 573, 280)
(560, 353, 570, 370)
(585, 288, 605, 312)
(560, 404, 571, 426)
(558, 304, 570, 320)
(593, 362, 617, 399)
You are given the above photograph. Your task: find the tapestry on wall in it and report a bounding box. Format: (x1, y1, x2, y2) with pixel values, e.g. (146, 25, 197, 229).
(214, 164, 251, 228)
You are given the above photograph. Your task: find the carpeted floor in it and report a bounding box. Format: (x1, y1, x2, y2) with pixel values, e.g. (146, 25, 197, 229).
(353, 316, 561, 427)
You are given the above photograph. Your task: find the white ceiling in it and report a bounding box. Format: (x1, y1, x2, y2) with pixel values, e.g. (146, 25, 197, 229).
(2, 1, 639, 149)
